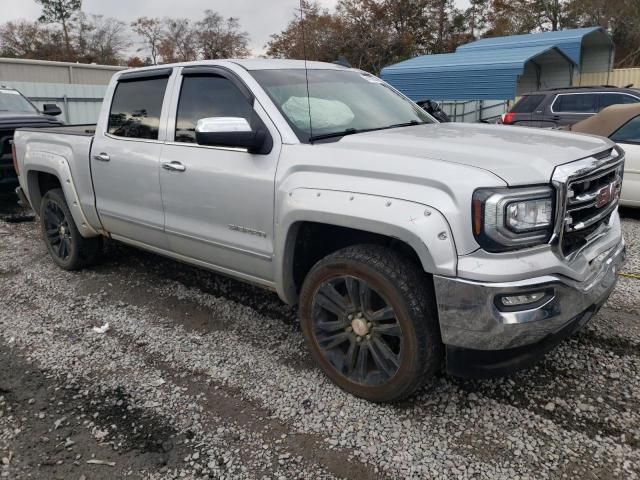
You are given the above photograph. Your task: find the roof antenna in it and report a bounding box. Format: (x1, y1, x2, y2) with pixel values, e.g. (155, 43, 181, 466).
(299, 0, 313, 142)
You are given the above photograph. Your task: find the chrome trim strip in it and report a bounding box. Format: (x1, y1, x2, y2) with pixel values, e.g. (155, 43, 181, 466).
(550, 92, 640, 115)
(104, 132, 164, 145)
(163, 141, 248, 153)
(165, 228, 272, 261)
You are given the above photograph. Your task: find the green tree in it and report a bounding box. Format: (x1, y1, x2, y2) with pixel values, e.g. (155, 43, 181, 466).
(35, 0, 81, 58)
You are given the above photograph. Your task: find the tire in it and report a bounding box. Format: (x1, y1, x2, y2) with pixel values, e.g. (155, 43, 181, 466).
(298, 244, 443, 402)
(40, 188, 102, 270)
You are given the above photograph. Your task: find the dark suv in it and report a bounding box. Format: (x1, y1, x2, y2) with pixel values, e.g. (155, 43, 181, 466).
(501, 86, 640, 128)
(0, 87, 63, 191)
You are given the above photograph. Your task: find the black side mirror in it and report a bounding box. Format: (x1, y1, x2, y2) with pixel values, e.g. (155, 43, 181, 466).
(195, 116, 272, 154)
(42, 104, 62, 116)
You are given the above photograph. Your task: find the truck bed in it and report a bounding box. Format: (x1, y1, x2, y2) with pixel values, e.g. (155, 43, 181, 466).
(17, 124, 96, 136)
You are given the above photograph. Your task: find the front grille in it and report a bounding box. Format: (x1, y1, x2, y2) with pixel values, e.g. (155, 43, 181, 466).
(560, 151, 624, 256)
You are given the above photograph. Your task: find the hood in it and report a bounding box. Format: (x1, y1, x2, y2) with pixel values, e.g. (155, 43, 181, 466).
(0, 111, 62, 128)
(325, 122, 613, 185)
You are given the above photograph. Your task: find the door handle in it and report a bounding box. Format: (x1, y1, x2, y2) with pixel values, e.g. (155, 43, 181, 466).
(93, 152, 110, 162)
(162, 161, 186, 172)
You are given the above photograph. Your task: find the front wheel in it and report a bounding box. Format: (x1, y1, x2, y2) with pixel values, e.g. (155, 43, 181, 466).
(298, 245, 443, 402)
(40, 188, 102, 270)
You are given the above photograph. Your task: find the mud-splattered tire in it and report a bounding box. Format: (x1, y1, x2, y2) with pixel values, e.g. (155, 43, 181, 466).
(299, 244, 443, 402)
(40, 188, 101, 270)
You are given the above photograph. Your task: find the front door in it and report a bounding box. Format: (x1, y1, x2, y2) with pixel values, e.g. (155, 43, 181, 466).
(92, 70, 173, 249)
(159, 69, 281, 284)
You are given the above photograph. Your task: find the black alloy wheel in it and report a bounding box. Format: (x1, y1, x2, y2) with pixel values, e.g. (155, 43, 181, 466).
(313, 275, 403, 386)
(299, 245, 443, 402)
(39, 188, 102, 270)
(43, 199, 73, 262)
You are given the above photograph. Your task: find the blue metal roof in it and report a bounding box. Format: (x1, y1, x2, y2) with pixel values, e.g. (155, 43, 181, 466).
(457, 27, 609, 65)
(380, 45, 575, 101)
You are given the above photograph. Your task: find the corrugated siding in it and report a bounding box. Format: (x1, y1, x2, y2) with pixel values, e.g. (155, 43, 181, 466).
(1, 81, 106, 124)
(578, 68, 640, 87)
(0, 58, 123, 85)
(580, 31, 614, 73)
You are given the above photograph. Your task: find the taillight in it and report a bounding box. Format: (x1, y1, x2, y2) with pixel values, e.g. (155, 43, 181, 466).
(501, 112, 515, 125)
(11, 141, 19, 176)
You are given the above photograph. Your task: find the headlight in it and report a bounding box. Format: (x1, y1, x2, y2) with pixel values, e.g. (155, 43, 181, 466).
(472, 186, 555, 252)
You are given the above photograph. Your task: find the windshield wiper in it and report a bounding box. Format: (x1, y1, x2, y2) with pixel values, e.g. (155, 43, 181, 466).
(384, 120, 424, 129)
(308, 128, 359, 142)
(308, 120, 427, 143)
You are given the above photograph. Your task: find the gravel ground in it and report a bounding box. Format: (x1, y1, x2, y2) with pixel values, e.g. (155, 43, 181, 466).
(0, 197, 638, 480)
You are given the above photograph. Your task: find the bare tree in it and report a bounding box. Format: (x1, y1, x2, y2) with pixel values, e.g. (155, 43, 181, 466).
(197, 10, 250, 59)
(35, 0, 81, 58)
(131, 17, 164, 65)
(159, 18, 198, 63)
(88, 15, 129, 64)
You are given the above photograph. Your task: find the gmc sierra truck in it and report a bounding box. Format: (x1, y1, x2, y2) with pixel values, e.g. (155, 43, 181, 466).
(13, 60, 626, 402)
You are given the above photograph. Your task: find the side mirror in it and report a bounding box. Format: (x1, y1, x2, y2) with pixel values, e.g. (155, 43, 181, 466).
(195, 117, 272, 154)
(42, 104, 62, 116)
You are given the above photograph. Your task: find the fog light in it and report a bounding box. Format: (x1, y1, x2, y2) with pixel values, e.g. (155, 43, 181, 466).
(500, 292, 545, 307)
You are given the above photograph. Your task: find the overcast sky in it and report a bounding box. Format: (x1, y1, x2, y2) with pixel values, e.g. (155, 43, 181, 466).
(3, 0, 469, 56)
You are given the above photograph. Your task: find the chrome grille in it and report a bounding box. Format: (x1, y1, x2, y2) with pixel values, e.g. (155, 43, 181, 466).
(552, 148, 624, 257)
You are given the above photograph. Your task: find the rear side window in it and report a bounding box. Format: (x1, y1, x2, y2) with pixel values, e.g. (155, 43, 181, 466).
(553, 94, 597, 113)
(611, 115, 640, 143)
(108, 77, 169, 140)
(175, 75, 254, 143)
(599, 93, 639, 111)
(510, 95, 544, 113)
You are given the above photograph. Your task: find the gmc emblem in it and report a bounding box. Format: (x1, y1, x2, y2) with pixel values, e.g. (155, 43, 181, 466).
(595, 181, 618, 208)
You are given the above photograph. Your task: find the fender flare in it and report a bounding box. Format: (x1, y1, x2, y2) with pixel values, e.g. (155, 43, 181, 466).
(275, 188, 457, 304)
(24, 150, 99, 238)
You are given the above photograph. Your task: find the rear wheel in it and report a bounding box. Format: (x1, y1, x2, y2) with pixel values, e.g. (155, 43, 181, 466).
(40, 188, 101, 270)
(299, 245, 442, 402)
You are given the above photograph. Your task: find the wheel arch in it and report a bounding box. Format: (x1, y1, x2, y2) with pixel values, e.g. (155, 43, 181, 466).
(275, 189, 457, 304)
(24, 156, 99, 238)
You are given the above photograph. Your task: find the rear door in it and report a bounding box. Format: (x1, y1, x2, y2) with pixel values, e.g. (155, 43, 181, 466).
(91, 68, 174, 249)
(548, 93, 598, 127)
(610, 114, 640, 206)
(158, 66, 281, 284)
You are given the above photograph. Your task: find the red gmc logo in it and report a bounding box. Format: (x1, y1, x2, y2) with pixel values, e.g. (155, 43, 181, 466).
(595, 181, 618, 208)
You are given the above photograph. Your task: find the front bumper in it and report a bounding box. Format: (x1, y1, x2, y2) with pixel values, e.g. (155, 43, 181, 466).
(433, 239, 625, 374)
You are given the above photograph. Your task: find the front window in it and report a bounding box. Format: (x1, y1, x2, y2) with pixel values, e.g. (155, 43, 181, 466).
(250, 69, 432, 142)
(0, 90, 37, 113)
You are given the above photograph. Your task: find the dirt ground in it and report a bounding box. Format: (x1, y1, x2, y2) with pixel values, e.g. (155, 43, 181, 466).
(0, 192, 639, 479)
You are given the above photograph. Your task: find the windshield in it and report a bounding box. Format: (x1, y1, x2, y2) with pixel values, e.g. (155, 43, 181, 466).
(250, 69, 432, 142)
(0, 90, 37, 113)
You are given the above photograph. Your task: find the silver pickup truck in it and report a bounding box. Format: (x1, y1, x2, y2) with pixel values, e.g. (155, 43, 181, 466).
(13, 59, 626, 402)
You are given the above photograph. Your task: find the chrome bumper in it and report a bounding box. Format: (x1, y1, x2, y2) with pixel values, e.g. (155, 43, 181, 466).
(433, 240, 626, 351)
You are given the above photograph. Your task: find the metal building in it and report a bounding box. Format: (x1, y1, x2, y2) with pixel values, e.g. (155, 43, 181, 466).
(457, 27, 614, 75)
(381, 46, 575, 101)
(381, 27, 614, 103)
(0, 58, 124, 123)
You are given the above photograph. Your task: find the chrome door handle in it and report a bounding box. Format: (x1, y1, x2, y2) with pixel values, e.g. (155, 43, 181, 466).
(93, 152, 110, 162)
(162, 161, 186, 172)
